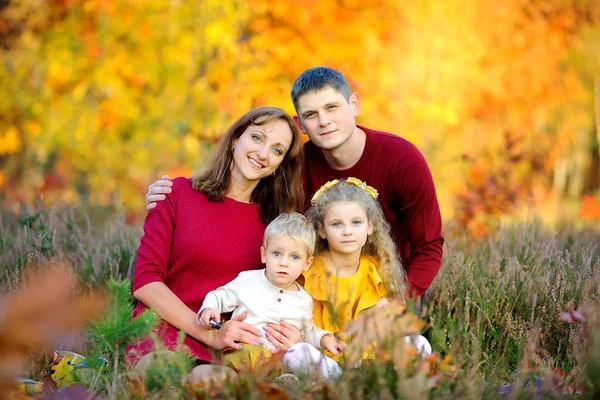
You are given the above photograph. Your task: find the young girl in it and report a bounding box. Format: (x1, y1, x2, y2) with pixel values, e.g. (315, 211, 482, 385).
(304, 177, 431, 360)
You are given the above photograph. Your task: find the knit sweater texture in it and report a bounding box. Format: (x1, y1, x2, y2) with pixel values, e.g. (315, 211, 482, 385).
(303, 126, 444, 296)
(129, 177, 266, 361)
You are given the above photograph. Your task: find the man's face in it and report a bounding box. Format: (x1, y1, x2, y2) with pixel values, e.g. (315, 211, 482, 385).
(294, 86, 360, 151)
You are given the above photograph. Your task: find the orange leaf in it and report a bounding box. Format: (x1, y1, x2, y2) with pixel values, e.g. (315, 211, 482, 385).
(579, 195, 600, 220)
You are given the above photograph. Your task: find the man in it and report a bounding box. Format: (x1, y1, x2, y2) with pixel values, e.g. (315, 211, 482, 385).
(146, 67, 444, 297)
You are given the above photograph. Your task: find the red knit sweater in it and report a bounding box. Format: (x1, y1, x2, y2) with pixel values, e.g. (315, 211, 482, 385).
(303, 126, 444, 296)
(129, 177, 266, 362)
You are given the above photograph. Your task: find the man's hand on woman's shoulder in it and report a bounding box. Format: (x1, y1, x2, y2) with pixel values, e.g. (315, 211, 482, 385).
(146, 175, 173, 210)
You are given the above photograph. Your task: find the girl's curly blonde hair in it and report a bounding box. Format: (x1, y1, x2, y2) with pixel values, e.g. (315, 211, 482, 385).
(305, 180, 406, 301)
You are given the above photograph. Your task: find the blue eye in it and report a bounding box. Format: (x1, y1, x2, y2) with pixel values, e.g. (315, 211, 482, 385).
(304, 112, 315, 119)
(272, 148, 283, 156)
(252, 135, 261, 142)
(353, 220, 361, 225)
(291, 255, 300, 261)
(273, 251, 281, 257)
(332, 222, 341, 227)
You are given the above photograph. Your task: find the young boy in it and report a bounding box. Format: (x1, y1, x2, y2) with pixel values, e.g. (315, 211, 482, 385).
(196, 212, 344, 377)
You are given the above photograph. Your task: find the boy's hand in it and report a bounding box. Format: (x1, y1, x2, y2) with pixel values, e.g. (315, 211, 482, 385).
(197, 308, 220, 330)
(374, 297, 390, 309)
(321, 334, 346, 356)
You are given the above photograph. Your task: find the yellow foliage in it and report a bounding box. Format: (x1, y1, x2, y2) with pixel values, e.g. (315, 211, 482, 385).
(0, 0, 597, 225)
(343, 301, 425, 366)
(0, 126, 21, 155)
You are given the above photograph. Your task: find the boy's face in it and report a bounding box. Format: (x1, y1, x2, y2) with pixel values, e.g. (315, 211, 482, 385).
(293, 86, 360, 152)
(261, 236, 314, 291)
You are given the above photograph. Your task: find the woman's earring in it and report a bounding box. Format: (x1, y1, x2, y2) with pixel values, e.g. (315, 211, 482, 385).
(271, 170, 276, 177)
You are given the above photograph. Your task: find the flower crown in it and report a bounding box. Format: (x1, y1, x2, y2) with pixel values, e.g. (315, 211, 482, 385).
(310, 177, 379, 205)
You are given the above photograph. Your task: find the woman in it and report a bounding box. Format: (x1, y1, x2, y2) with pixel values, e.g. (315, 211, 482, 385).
(129, 107, 305, 382)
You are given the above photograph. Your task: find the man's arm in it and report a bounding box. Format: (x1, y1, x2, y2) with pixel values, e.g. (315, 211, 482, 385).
(395, 147, 444, 297)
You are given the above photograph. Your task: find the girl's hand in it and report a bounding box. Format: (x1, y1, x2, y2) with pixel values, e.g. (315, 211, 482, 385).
(321, 334, 346, 356)
(210, 312, 262, 351)
(146, 175, 172, 210)
(374, 297, 390, 309)
(197, 308, 219, 330)
(264, 320, 302, 352)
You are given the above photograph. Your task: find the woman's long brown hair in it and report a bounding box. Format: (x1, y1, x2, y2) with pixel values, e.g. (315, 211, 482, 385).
(192, 107, 304, 224)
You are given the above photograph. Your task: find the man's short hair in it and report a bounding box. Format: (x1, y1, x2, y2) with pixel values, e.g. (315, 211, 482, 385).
(290, 66, 352, 113)
(263, 212, 316, 256)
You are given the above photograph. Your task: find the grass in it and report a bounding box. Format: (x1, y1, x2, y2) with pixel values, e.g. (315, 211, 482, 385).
(1, 204, 599, 398)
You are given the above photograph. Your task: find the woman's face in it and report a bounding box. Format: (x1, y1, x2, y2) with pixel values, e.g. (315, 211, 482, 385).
(230, 118, 293, 184)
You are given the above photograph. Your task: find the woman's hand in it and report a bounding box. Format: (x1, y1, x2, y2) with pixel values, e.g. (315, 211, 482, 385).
(264, 320, 302, 352)
(146, 175, 172, 210)
(210, 313, 262, 351)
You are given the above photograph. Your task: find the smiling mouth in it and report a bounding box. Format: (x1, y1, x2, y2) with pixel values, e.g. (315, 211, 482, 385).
(248, 157, 264, 169)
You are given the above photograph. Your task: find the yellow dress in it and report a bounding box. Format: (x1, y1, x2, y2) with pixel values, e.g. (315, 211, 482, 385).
(302, 255, 387, 361)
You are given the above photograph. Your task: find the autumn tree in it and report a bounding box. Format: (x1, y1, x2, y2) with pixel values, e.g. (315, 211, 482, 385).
(0, 0, 598, 229)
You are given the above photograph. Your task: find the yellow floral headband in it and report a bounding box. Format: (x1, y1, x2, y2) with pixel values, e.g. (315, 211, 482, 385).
(310, 177, 379, 205)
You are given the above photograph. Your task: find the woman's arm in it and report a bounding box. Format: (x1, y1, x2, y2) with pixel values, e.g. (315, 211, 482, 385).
(134, 282, 214, 344)
(134, 178, 261, 350)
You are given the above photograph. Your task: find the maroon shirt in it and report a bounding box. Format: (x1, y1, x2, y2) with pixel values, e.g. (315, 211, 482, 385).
(303, 126, 444, 296)
(129, 177, 266, 361)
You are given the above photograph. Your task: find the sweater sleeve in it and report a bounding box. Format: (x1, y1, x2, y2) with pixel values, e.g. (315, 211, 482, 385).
(394, 147, 444, 297)
(132, 178, 182, 293)
(303, 323, 332, 349)
(302, 297, 332, 348)
(198, 272, 247, 316)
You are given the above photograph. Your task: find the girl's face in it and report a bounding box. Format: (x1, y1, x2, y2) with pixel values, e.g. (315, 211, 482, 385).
(231, 119, 293, 185)
(320, 201, 373, 256)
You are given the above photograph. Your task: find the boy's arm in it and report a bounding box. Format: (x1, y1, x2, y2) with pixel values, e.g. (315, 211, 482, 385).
(303, 323, 334, 349)
(303, 298, 335, 349)
(198, 273, 247, 317)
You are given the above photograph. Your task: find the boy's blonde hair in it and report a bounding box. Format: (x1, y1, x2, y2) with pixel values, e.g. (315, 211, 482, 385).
(263, 212, 316, 257)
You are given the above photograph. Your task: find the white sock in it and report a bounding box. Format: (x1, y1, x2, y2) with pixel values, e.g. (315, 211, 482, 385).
(403, 334, 432, 356)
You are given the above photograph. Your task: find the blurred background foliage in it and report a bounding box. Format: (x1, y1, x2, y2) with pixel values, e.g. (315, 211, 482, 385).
(0, 0, 599, 235)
